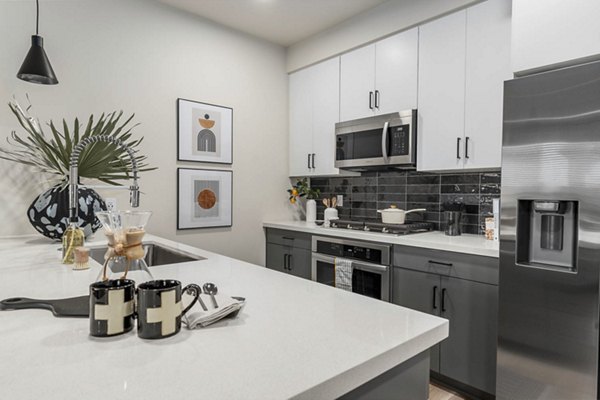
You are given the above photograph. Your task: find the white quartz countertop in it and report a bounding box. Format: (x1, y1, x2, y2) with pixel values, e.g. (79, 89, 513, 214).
(0, 234, 448, 400)
(264, 221, 500, 258)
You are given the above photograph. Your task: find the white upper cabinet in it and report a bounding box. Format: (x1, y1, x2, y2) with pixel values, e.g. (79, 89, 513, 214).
(464, 0, 512, 170)
(512, 0, 600, 75)
(311, 58, 342, 176)
(290, 1, 511, 175)
(340, 28, 418, 122)
(418, 0, 511, 172)
(417, 11, 467, 172)
(289, 57, 356, 177)
(289, 67, 314, 177)
(340, 45, 376, 121)
(375, 29, 419, 115)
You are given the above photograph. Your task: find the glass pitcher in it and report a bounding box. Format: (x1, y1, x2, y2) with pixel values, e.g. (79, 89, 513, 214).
(95, 211, 153, 283)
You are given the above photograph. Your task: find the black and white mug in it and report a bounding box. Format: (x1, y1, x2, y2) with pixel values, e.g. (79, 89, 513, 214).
(137, 280, 200, 339)
(89, 279, 136, 337)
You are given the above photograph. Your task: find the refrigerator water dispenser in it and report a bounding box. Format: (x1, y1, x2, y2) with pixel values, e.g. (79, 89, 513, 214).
(516, 200, 578, 271)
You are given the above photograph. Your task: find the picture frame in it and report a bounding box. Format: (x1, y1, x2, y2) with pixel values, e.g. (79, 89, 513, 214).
(177, 168, 233, 230)
(177, 98, 233, 164)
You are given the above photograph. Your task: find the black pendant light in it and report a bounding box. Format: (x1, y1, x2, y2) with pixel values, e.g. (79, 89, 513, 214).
(17, 0, 58, 85)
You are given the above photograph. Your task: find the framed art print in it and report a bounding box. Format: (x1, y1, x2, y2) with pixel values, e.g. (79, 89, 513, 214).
(177, 98, 233, 164)
(177, 168, 233, 229)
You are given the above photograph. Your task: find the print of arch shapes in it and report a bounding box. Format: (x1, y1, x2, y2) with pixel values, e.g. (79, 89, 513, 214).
(198, 129, 216, 153)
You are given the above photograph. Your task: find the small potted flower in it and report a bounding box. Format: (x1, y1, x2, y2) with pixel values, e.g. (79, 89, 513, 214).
(287, 178, 320, 223)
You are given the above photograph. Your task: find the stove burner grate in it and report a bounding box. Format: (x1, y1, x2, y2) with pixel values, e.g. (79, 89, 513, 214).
(329, 220, 433, 235)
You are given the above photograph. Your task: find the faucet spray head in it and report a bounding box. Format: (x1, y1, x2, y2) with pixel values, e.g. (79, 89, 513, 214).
(130, 185, 140, 208)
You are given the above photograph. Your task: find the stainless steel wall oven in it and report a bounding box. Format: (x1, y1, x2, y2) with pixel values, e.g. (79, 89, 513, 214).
(311, 236, 391, 301)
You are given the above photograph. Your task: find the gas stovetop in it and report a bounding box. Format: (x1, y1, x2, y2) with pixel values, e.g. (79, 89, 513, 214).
(329, 220, 433, 235)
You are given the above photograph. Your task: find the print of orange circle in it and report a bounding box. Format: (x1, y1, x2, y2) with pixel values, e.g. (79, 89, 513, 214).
(197, 189, 217, 209)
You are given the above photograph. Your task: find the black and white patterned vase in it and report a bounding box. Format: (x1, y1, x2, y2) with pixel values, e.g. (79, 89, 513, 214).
(27, 185, 107, 240)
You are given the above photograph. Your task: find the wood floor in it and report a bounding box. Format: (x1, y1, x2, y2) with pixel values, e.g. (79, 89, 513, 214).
(429, 382, 466, 400)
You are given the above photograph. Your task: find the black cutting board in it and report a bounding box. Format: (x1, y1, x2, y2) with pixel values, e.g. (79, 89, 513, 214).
(0, 295, 89, 318)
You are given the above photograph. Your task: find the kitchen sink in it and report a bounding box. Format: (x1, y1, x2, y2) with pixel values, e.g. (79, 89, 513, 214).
(89, 243, 205, 267)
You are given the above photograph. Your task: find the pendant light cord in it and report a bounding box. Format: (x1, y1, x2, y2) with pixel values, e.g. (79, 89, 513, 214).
(36, 0, 39, 35)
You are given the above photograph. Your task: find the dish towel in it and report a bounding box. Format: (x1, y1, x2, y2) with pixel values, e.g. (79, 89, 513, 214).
(335, 258, 353, 292)
(184, 293, 245, 329)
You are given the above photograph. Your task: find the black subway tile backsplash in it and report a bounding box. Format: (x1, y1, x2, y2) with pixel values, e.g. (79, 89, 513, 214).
(310, 170, 501, 235)
(407, 173, 440, 185)
(441, 173, 480, 185)
(377, 193, 405, 202)
(406, 184, 440, 194)
(480, 173, 501, 184)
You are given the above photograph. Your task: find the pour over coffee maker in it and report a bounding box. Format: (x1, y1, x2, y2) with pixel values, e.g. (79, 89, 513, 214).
(95, 211, 153, 283)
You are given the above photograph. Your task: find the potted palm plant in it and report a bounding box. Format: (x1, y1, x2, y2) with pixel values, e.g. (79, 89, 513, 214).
(0, 99, 156, 240)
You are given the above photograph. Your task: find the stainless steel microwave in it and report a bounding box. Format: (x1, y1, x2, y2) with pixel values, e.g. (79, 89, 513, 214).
(334, 110, 417, 171)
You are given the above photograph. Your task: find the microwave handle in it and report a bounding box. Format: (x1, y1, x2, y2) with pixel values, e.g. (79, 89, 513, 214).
(381, 121, 390, 163)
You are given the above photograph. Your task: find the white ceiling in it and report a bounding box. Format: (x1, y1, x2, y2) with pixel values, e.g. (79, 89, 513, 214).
(157, 0, 390, 46)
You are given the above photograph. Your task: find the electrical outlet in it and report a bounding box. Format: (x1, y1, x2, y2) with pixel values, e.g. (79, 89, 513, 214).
(105, 198, 117, 212)
(336, 195, 344, 207)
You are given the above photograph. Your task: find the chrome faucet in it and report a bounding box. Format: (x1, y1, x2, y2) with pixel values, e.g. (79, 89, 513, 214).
(68, 135, 139, 222)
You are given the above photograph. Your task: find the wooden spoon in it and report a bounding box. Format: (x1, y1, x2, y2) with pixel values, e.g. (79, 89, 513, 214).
(331, 196, 337, 208)
(323, 198, 329, 208)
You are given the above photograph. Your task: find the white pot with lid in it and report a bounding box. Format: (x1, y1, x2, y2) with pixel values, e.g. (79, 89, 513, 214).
(377, 205, 426, 224)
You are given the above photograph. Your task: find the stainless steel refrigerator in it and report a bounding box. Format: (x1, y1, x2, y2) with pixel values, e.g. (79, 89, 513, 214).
(497, 60, 600, 399)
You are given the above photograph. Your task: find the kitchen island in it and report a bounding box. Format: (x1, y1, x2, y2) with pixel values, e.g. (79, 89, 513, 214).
(0, 234, 448, 400)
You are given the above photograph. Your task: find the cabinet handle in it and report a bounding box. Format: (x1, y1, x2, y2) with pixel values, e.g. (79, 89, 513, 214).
(283, 254, 288, 270)
(465, 136, 470, 159)
(288, 254, 293, 271)
(307, 153, 311, 169)
(441, 288, 447, 312)
(456, 137, 461, 159)
(282, 236, 295, 241)
(428, 260, 453, 267)
(369, 91, 374, 110)
(312, 153, 316, 169)
(432, 285, 438, 310)
(375, 90, 380, 109)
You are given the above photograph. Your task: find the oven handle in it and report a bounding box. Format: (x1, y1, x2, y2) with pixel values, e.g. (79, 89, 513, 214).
(311, 253, 389, 273)
(381, 121, 390, 164)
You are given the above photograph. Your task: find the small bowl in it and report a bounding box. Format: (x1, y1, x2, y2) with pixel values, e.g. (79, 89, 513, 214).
(314, 220, 325, 226)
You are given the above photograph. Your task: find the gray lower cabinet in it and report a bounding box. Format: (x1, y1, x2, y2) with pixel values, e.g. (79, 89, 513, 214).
(265, 229, 312, 280)
(266, 242, 289, 274)
(393, 268, 441, 373)
(392, 245, 498, 396)
(439, 275, 498, 395)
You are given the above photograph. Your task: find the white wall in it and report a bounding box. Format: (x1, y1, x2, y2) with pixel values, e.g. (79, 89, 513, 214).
(0, 0, 290, 265)
(287, 0, 482, 72)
